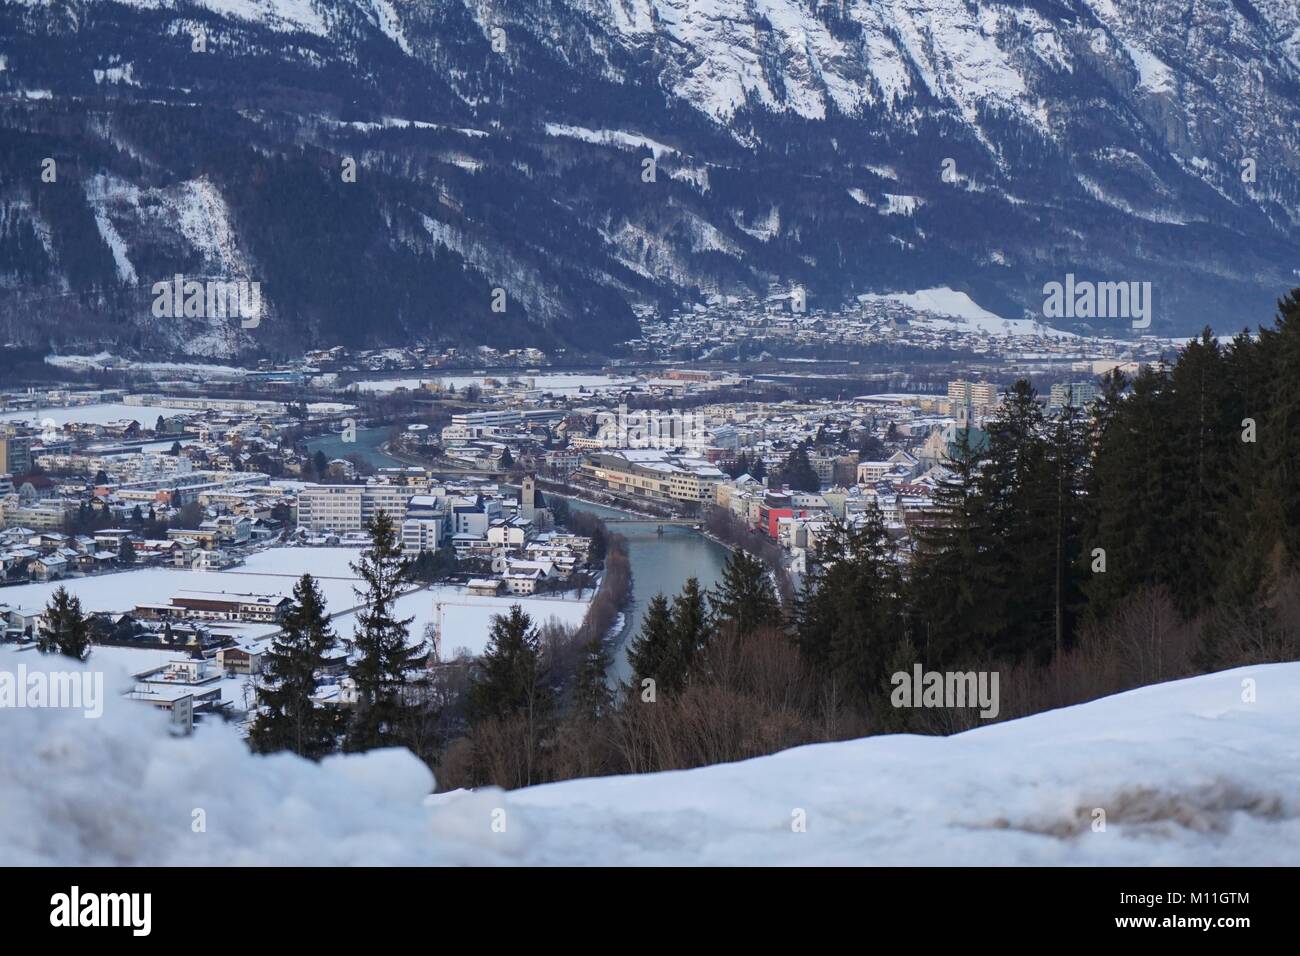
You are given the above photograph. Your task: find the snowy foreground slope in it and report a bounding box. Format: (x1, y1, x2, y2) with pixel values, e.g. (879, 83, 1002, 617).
(5, 650, 1299, 865)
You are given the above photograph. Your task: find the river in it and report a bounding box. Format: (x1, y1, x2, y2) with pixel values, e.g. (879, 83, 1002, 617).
(559, 496, 731, 683)
(305, 429, 732, 680)
(304, 426, 407, 469)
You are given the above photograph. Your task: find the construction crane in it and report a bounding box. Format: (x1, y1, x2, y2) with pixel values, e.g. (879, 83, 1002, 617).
(430, 598, 503, 663)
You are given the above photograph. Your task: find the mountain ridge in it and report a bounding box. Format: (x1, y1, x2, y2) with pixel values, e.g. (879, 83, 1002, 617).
(1, 0, 1298, 357)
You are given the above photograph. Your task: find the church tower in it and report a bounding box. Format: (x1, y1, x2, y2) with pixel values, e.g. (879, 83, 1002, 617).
(521, 474, 536, 522)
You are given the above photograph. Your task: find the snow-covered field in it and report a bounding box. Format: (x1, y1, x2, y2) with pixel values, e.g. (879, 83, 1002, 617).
(4, 657, 1297, 865)
(858, 287, 1077, 339)
(1, 547, 592, 661)
(0, 402, 195, 426)
(352, 374, 636, 395)
(44, 353, 248, 379)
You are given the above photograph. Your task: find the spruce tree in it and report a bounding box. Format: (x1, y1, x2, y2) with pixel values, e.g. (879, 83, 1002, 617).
(709, 550, 781, 636)
(668, 577, 710, 687)
(249, 574, 340, 759)
(344, 510, 422, 752)
(1044, 403, 1091, 656)
(1085, 364, 1178, 623)
(908, 426, 1000, 667)
(571, 638, 613, 722)
(39, 586, 92, 661)
(976, 379, 1058, 662)
(1165, 329, 1234, 616)
(470, 606, 546, 723)
(627, 593, 675, 692)
(780, 443, 820, 491)
(1218, 329, 1277, 605)
(1261, 291, 1300, 565)
(626, 579, 710, 695)
(796, 508, 907, 708)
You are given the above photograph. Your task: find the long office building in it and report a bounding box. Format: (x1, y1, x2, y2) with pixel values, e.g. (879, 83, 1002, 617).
(297, 481, 429, 533)
(580, 450, 725, 505)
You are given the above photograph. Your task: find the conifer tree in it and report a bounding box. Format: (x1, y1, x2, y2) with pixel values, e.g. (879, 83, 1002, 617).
(780, 442, 820, 491)
(710, 550, 780, 636)
(249, 574, 340, 759)
(1043, 402, 1091, 655)
(627, 578, 710, 694)
(39, 586, 92, 661)
(571, 637, 614, 722)
(344, 510, 422, 752)
(977, 380, 1059, 661)
(668, 577, 710, 686)
(627, 593, 675, 692)
(796, 508, 907, 708)
(1261, 290, 1300, 565)
(1164, 329, 1235, 615)
(1086, 364, 1178, 622)
(469, 604, 548, 722)
(1218, 329, 1277, 606)
(908, 426, 1000, 667)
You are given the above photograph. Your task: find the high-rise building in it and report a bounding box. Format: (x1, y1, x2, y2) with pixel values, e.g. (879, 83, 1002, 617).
(1049, 382, 1101, 408)
(297, 481, 429, 533)
(947, 380, 997, 411)
(0, 428, 33, 477)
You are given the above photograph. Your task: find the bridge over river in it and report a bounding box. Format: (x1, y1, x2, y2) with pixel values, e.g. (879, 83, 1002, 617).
(601, 517, 700, 526)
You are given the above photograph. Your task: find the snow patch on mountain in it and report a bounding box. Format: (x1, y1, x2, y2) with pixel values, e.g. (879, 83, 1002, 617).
(734, 205, 780, 241)
(544, 123, 676, 158)
(167, 177, 254, 276)
(93, 62, 139, 86)
(1083, 0, 1176, 95)
(590, 0, 1050, 129)
(84, 175, 141, 284)
(881, 193, 922, 216)
(367, 0, 410, 54)
(54, 0, 329, 33)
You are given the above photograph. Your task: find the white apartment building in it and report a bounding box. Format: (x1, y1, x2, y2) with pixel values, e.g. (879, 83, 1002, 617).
(401, 518, 442, 555)
(297, 481, 429, 533)
(947, 380, 998, 411)
(487, 520, 529, 553)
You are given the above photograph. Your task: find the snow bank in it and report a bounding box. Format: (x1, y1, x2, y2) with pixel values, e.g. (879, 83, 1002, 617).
(5, 650, 1298, 865)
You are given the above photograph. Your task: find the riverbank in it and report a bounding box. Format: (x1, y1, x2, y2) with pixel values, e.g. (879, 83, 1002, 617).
(557, 494, 731, 683)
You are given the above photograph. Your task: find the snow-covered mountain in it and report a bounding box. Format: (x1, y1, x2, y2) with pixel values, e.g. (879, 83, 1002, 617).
(5, 647, 1298, 864)
(1, 0, 1298, 356)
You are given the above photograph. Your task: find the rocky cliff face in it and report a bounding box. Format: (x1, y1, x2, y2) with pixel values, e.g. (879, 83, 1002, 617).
(1, 0, 1297, 357)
